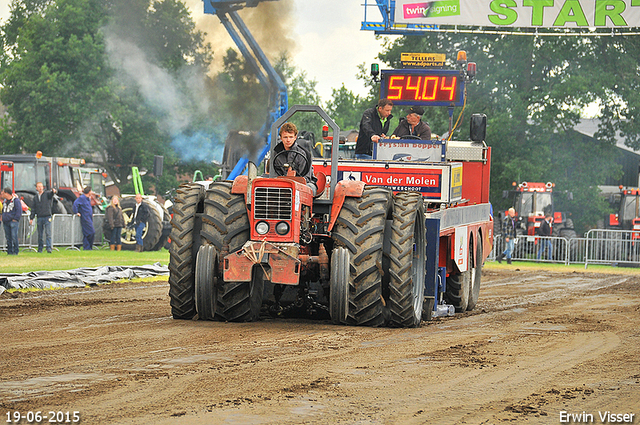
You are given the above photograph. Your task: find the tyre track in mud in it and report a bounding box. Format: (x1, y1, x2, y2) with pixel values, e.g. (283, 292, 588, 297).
(1, 270, 639, 425)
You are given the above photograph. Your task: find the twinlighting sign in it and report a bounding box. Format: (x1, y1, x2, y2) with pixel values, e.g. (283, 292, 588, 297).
(395, 0, 640, 28)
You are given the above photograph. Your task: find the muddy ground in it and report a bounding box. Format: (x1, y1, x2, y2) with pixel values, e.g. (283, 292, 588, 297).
(1, 267, 639, 425)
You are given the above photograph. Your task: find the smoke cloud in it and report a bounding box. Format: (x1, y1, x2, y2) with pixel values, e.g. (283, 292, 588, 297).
(184, 0, 298, 75)
(102, 0, 296, 164)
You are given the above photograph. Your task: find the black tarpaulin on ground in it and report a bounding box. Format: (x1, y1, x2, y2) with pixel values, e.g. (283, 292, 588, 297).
(0, 263, 169, 294)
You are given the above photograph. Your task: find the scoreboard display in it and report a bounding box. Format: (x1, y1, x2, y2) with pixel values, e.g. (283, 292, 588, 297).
(380, 69, 465, 107)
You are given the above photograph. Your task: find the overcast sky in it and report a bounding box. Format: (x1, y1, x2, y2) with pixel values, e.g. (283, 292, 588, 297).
(0, 1, 392, 101)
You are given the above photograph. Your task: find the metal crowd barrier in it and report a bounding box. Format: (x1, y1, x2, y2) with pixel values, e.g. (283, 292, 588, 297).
(490, 234, 588, 265)
(584, 229, 640, 268)
(0, 213, 106, 252)
(490, 230, 640, 267)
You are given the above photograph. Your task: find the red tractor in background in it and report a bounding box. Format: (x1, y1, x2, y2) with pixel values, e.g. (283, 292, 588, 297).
(605, 187, 640, 238)
(499, 181, 577, 240)
(0, 152, 103, 214)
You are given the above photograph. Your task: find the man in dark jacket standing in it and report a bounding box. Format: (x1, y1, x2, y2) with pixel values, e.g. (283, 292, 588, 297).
(132, 193, 150, 252)
(1, 188, 22, 255)
(355, 99, 394, 159)
(497, 207, 517, 264)
(537, 213, 553, 261)
(392, 106, 432, 140)
(73, 186, 95, 250)
(29, 182, 56, 253)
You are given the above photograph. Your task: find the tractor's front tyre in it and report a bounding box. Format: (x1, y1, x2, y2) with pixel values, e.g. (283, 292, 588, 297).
(387, 192, 426, 328)
(168, 183, 205, 319)
(332, 186, 392, 327)
(218, 270, 264, 322)
(195, 244, 220, 320)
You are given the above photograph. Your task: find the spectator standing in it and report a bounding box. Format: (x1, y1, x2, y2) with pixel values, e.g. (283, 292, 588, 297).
(497, 207, 518, 264)
(537, 213, 553, 261)
(392, 106, 432, 140)
(29, 182, 56, 253)
(355, 99, 394, 159)
(1, 188, 22, 255)
(73, 186, 95, 251)
(132, 194, 149, 252)
(105, 195, 125, 251)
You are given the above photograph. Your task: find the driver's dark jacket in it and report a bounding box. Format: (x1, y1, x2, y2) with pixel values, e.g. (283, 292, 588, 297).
(273, 141, 317, 191)
(392, 118, 431, 140)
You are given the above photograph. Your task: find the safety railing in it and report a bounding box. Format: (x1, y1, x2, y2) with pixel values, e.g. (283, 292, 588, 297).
(490, 234, 590, 265)
(1, 213, 106, 252)
(584, 229, 640, 268)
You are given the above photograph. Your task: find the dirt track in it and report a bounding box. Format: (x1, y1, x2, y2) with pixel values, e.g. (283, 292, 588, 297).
(1, 267, 639, 425)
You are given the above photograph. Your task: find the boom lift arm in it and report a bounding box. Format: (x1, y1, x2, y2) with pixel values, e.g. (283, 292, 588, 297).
(203, 0, 288, 179)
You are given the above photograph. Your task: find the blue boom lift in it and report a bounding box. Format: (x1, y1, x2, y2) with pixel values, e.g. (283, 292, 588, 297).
(202, 0, 288, 179)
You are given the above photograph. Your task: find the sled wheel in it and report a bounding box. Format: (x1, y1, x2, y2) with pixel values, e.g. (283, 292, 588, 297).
(330, 247, 350, 325)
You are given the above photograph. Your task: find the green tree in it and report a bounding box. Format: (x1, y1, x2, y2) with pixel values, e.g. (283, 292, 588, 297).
(325, 84, 368, 131)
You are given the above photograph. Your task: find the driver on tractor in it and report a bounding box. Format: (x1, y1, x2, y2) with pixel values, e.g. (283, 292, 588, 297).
(273, 122, 318, 196)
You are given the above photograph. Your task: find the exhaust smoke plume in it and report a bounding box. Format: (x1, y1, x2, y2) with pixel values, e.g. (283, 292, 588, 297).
(104, 27, 224, 162)
(103, 0, 296, 165)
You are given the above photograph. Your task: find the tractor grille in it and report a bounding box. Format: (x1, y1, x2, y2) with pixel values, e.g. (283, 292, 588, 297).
(254, 187, 292, 220)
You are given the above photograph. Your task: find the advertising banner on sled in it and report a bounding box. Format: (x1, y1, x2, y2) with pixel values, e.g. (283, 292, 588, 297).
(394, 0, 640, 29)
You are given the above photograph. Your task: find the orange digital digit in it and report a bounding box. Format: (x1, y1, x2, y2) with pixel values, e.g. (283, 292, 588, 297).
(440, 76, 457, 101)
(421, 77, 439, 101)
(405, 76, 421, 100)
(387, 76, 405, 100)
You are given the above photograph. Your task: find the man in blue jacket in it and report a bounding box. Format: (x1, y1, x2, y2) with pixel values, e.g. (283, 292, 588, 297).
(73, 186, 95, 250)
(1, 187, 23, 255)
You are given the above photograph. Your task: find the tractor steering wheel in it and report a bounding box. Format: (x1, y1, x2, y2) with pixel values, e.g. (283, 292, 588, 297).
(272, 150, 311, 178)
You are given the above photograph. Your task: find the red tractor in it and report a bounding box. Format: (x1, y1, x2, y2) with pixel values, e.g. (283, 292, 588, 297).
(501, 181, 577, 240)
(605, 187, 640, 239)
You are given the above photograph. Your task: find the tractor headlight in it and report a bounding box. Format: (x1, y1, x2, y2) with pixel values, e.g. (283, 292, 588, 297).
(255, 221, 270, 235)
(275, 221, 290, 235)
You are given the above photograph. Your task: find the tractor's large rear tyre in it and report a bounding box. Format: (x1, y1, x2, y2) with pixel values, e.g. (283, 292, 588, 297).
(467, 236, 482, 311)
(330, 247, 350, 325)
(387, 192, 426, 328)
(332, 186, 392, 327)
(218, 271, 264, 322)
(200, 181, 250, 253)
(445, 239, 472, 313)
(119, 197, 163, 251)
(168, 183, 205, 320)
(195, 244, 220, 321)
